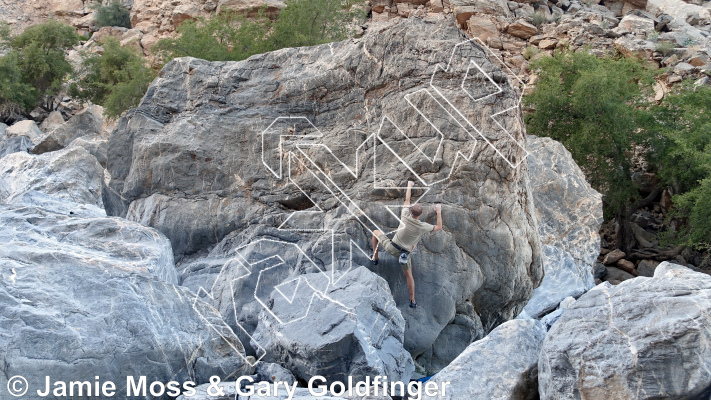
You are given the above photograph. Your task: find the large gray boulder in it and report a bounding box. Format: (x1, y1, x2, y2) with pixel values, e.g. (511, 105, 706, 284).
(0, 204, 177, 283)
(251, 266, 414, 384)
(106, 17, 543, 376)
(522, 135, 602, 318)
(538, 262, 711, 400)
(0, 204, 247, 399)
(32, 105, 104, 154)
(422, 319, 547, 400)
(0, 146, 105, 213)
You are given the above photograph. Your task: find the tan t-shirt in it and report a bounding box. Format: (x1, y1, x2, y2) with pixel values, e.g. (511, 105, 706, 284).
(393, 207, 434, 251)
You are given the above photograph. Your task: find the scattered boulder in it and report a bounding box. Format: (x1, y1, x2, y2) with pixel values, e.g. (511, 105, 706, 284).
(451, 0, 511, 27)
(0, 147, 104, 212)
(251, 266, 414, 384)
(605, 266, 635, 283)
(508, 19, 538, 39)
(422, 319, 547, 400)
(39, 110, 65, 132)
(32, 105, 104, 155)
(614, 36, 656, 59)
(539, 263, 711, 399)
(0, 124, 33, 159)
(68, 134, 109, 167)
(602, 248, 625, 264)
(619, 14, 655, 35)
(6, 119, 43, 142)
(523, 135, 602, 318)
(637, 258, 660, 277)
(616, 258, 637, 275)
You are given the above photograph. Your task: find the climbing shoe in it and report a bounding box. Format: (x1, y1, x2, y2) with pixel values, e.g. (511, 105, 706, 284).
(409, 300, 417, 308)
(372, 258, 378, 266)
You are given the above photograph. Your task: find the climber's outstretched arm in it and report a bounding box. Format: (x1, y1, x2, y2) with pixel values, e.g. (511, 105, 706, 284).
(432, 204, 443, 232)
(404, 180, 414, 207)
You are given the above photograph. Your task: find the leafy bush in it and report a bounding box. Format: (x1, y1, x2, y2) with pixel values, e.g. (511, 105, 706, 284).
(522, 46, 539, 60)
(531, 11, 547, 27)
(644, 86, 711, 249)
(655, 40, 674, 56)
(0, 20, 80, 121)
(0, 52, 39, 121)
(92, 0, 132, 29)
(265, 0, 366, 50)
(525, 50, 656, 216)
(70, 37, 155, 119)
(524, 50, 657, 251)
(154, 8, 271, 62)
(155, 0, 367, 62)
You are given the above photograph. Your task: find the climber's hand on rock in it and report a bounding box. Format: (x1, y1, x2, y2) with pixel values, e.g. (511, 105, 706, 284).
(435, 204, 441, 212)
(408, 181, 415, 188)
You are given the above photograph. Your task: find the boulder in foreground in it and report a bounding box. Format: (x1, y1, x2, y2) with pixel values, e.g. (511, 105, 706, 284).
(539, 262, 711, 400)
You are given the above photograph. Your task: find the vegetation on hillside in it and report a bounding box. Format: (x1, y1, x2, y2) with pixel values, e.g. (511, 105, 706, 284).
(525, 49, 711, 253)
(92, 0, 132, 29)
(70, 37, 156, 119)
(155, 0, 367, 62)
(0, 20, 80, 122)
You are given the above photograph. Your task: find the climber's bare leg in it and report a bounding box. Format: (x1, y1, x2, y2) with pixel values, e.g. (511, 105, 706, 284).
(371, 230, 382, 261)
(403, 268, 415, 303)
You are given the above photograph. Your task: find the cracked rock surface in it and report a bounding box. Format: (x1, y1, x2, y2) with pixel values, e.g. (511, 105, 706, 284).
(538, 262, 711, 400)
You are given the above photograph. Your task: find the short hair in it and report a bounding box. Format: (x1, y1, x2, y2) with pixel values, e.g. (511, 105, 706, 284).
(411, 203, 423, 217)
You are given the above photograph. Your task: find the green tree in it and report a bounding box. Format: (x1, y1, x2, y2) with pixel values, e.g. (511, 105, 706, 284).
(266, 0, 365, 49)
(524, 49, 656, 252)
(92, 0, 132, 29)
(0, 52, 39, 122)
(644, 85, 711, 249)
(154, 8, 271, 62)
(70, 37, 156, 119)
(155, 0, 366, 62)
(0, 20, 80, 120)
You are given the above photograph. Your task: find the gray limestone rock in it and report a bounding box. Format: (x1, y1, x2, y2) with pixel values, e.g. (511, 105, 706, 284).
(68, 133, 109, 167)
(0, 126, 32, 159)
(522, 135, 602, 318)
(106, 18, 543, 376)
(32, 105, 104, 154)
(0, 204, 177, 282)
(422, 319, 547, 400)
(538, 263, 711, 400)
(0, 207, 247, 400)
(0, 146, 104, 212)
(5, 119, 43, 142)
(39, 110, 65, 132)
(251, 266, 414, 384)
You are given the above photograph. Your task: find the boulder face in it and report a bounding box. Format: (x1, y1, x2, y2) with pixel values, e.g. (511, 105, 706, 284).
(251, 266, 414, 384)
(32, 104, 104, 155)
(422, 319, 547, 400)
(522, 135, 602, 318)
(106, 17, 543, 376)
(0, 146, 105, 212)
(0, 204, 178, 283)
(0, 123, 33, 159)
(538, 262, 711, 400)
(0, 210, 247, 398)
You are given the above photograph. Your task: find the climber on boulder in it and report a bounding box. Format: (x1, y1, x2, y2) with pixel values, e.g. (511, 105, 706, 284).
(371, 180, 443, 309)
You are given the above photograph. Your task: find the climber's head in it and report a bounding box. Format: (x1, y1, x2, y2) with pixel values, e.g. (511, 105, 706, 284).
(411, 203, 423, 218)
